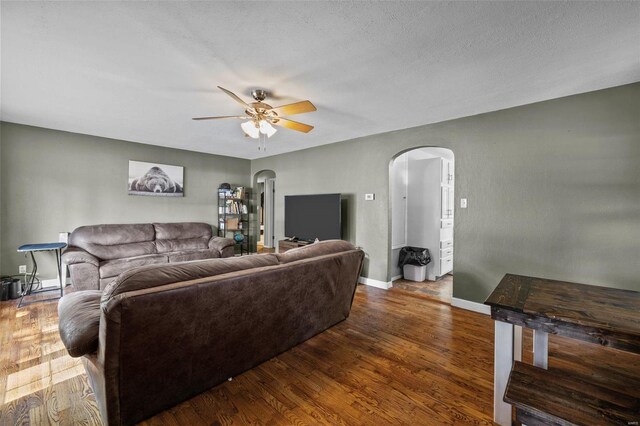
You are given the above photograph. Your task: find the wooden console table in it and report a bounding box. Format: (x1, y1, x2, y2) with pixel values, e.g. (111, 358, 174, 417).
(278, 239, 311, 253)
(485, 274, 640, 425)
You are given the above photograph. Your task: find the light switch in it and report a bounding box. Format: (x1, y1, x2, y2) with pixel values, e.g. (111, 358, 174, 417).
(365, 193, 375, 201)
(460, 198, 467, 208)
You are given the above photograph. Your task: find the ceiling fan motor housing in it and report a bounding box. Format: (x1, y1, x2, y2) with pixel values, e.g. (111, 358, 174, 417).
(251, 89, 267, 102)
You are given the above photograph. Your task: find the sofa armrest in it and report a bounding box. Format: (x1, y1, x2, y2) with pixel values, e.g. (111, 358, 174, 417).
(58, 290, 102, 357)
(64, 247, 100, 291)
(208, 236, 235, 254)
(68, 263, 100, 291)
(62, 246, 99, 267)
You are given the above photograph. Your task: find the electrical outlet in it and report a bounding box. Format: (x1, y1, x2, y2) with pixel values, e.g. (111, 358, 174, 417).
(365, 193, 375, 201)
(19, 265, 27, 274)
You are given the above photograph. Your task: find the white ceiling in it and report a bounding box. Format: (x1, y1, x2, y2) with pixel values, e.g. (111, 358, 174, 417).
(2, 2, 639, 160)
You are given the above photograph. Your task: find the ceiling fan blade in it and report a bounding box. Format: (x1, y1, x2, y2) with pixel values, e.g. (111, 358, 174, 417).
(270, 100, 317, 117)
(272, 117, 314, 133)
(192, 115, 247, 120)
(217, 86, 252, 110)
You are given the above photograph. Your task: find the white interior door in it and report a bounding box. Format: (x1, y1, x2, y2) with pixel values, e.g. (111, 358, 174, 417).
(264, 178, 275, 248)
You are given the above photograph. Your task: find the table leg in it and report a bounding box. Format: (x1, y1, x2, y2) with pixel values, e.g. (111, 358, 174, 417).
(533, 330, 549, 369)
(28, 251, 38, 294)
(17, 248, 65, 308)
(514, 325, 523, 362)
(17, 251, 38, 308)
(56, 248, 64, 298)
(494, 320, 514, 426)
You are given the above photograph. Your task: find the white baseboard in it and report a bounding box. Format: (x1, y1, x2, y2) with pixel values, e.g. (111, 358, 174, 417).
(358, 276, 392, 290)
(390, 274, 402, 282)
(41, 278, 59, 288)
(41, 278, 70, 288)
(451, 297, 491, 315)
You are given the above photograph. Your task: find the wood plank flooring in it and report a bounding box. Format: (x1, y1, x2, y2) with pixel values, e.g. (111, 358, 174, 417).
(0, 292, 100, 425)
(391, 274, 452, 304)
(1, 285, 638, 425)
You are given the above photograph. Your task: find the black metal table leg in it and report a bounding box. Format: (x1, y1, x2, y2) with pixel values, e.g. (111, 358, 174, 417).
(56, 248, 64, 298)
(16, 245, 67, 308)
(17, 251, 38, 308)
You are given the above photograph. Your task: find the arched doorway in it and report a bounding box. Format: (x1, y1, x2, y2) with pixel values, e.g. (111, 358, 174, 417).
(389, 147, 454, 304)
(253, 170, 276, 253)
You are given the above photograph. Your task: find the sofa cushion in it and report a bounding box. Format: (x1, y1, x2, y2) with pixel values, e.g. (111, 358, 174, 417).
(167, 249, 221, 263)
(154, 222, 213, 254)
(102, 254, 279, 301)
(58, 290, 102, 357)
(153, 222, 212, 240)
(277, 240, 356, 264)
(99, 254, 168, 278)
(69, 224, 156, 260)
(156, 238, 209, 253)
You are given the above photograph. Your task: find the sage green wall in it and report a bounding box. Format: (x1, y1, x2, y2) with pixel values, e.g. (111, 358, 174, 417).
(0, 122, 250, 278)
(0, 130, 3, 272)
(2, 83, 638, 302)
(251, 83, 640, 303)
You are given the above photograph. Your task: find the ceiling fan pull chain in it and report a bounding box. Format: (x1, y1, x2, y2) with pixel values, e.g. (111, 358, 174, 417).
(257, 133, 266, 151)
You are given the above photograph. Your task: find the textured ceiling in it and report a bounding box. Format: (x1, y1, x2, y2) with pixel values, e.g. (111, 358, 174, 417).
(2, 2, 639, 159)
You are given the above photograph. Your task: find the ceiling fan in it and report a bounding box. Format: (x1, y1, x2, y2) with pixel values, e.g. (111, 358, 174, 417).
(193, 86, 316, 149)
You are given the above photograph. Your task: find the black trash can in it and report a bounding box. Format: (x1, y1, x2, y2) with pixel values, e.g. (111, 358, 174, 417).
(0, 280, 9, 301)
(8, 279, 22, 299)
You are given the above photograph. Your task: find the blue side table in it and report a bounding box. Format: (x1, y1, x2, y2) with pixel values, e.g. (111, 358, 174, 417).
(16, 242, 67, 308)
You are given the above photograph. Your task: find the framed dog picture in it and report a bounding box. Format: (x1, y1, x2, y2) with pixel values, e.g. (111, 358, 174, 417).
(128, 160, 184, 197)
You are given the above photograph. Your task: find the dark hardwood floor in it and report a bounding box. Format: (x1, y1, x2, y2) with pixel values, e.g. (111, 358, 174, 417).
(391, 274, 453, 304)
(1, 284, 637, 425)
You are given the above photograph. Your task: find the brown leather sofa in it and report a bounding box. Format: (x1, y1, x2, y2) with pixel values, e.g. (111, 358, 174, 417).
(62, 222, 235, 292)
(58, 240, 364, 425)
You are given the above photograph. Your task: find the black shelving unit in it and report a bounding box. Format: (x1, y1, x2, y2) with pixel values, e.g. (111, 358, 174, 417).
(218, 187, 250, 255)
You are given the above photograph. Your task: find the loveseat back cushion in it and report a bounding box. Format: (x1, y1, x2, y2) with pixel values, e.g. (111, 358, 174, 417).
(277, 240, 357, 264)
(69, 224, 156, 260)
(153, 222, 212, 253)
(58, 290, 102, 358)
(153, 222, 213, 240)
(102, 254, 279, 302)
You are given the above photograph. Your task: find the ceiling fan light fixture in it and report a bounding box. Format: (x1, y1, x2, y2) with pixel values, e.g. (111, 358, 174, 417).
(241, 120, 260, 139)
(259, 120, 277, 138)
(193, 86, 315, 150)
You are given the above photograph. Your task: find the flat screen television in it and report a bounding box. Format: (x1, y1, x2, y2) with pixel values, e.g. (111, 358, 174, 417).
(284, 193, 341, 242)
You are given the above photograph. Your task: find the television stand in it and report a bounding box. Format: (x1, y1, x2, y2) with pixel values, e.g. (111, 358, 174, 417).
(278, 239, 312, 253)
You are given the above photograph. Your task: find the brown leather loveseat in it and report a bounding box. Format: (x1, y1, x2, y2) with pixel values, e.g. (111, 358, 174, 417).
(62, 222, 235, 292)
(58, 240, 364, 425)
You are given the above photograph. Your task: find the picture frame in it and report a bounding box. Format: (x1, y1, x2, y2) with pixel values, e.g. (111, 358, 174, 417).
(128, 160, 184, 197)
